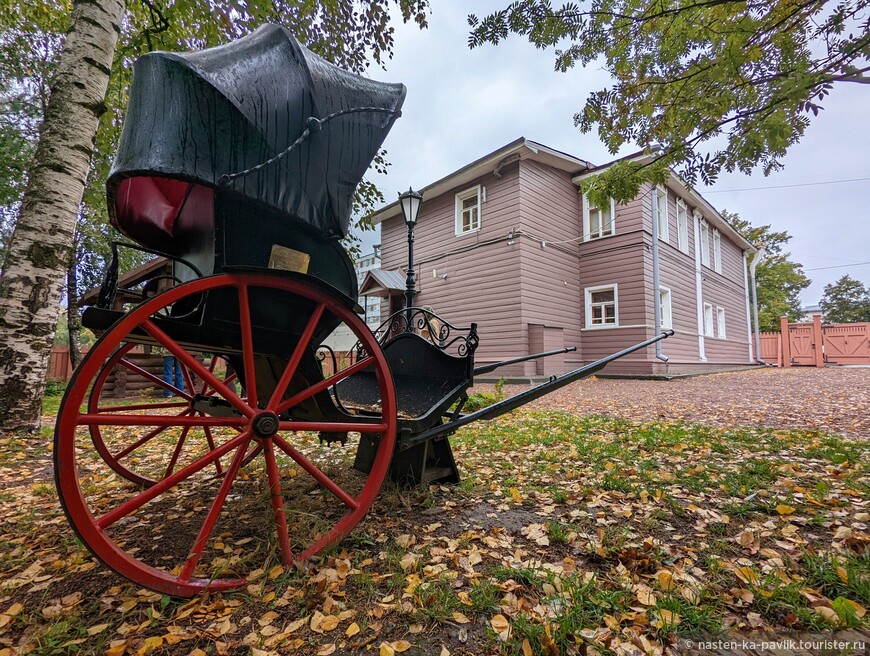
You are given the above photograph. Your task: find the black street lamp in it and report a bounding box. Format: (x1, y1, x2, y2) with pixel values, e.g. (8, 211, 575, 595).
(399, 187, 422, 324)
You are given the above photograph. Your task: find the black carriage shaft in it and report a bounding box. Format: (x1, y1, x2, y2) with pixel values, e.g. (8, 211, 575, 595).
(405, 330, 674, 448)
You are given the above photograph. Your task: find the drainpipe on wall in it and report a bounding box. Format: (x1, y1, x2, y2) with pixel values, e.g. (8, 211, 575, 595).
(749, 246, 767, 364)
(650, 189, 669, 363)
(692, 210, 707, 362)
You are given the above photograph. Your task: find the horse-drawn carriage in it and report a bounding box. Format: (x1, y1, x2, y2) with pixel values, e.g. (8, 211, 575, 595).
(54, 25, 670, 597)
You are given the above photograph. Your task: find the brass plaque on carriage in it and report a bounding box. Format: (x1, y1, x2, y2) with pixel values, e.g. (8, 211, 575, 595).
(268, 245, 310, 273)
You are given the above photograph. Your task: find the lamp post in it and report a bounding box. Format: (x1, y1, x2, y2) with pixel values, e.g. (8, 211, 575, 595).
(399, 187, 422, 326)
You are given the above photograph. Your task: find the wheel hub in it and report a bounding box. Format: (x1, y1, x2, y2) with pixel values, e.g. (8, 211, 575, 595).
(251, 411, 280, 438)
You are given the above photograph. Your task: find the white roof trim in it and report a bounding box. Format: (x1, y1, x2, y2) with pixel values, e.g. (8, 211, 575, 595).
(367, 138, 591, 225)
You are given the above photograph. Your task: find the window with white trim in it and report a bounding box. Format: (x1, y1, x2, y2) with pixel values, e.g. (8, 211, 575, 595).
(655, 186, 669, 242)
(699, 219, 711, 267)
(583, 194, 615, 240)
(717, 306, 726, 338)
(585, 284, 618, 327)
(659, 287, 673, 329)
(713, 229, 722, 273)
(676, 199, 689, 254)
(455, 186, 481, 235)
(703, 303, 714, 337)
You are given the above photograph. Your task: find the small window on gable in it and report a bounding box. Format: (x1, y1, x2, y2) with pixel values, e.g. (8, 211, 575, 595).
(583, 194, 616, 241)
(699, 219, 711, 268)
(676, 199, 689, 254)
(704, 302, 714, 337)
(656, 186, 669, 243)
(713, 229, 722, 273)
(659, 287, 673, 329)
(585, 284, 618, 327)
(455, 186, 481, 235)
(717, 306, 726, 338)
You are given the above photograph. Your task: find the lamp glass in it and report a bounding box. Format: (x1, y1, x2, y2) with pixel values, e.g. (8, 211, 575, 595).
(399, 188, 422, 227)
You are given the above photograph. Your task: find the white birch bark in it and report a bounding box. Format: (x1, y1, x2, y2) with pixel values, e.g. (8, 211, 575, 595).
(0, 0, 125, 431)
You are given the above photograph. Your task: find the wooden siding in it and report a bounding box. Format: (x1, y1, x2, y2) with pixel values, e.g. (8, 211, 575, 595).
(378, 151, 752, 377)
(517, 160, 583, 374)
(653, 183, 752, 365)
(380, 162, 527, 375)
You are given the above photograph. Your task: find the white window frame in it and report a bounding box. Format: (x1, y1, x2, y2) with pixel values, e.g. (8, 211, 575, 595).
(655, 186, 670, 243)
(455, 185, 481, 235)
(699, 219, 711, 268)
(704, 302, 714, 337)
(583, 194, 616, 241)
(659, 286, 673, 329)
(713, 229, 722, 273)
(717, 306, 726, 339)
(676, 199, 689, 254)
(585, 284, 619, 328)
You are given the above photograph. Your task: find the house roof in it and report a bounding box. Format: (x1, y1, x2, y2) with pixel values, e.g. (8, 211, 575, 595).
(367, 138, 593, 225)
(572, 153, 756, 252)
(80, 256, 171, 305)
(358, 268, 405, 297)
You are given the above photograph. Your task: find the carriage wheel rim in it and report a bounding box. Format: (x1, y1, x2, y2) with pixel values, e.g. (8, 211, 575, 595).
(55, 273, 397, 597)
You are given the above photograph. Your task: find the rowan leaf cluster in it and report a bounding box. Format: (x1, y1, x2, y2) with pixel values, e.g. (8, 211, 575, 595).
(469, 0, 870, 202)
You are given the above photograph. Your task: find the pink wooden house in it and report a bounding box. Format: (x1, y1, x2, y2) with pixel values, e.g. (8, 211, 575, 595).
(366, 138, 757, 377)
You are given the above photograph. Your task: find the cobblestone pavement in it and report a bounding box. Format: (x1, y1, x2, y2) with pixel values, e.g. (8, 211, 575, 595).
(477, 366, 870, 439)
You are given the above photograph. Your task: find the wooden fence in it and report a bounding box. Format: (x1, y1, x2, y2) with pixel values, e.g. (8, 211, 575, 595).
(758, 315, 870, 367)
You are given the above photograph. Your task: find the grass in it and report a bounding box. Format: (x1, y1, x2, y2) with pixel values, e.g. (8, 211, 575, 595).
(2, 407, 868, 656)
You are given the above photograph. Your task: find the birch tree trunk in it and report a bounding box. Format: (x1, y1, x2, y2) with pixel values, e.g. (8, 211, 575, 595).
(66, 239, 83, 370)
(0, 0, 125, 432)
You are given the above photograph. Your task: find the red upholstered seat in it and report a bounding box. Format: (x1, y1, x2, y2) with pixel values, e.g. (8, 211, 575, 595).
(114, 177, 213, 254)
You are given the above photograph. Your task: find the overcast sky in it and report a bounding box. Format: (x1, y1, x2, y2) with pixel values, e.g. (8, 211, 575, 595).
(357, 1, 870, 306)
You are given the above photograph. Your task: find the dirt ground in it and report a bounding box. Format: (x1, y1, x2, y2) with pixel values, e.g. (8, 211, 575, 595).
(476, 366, 870, 438)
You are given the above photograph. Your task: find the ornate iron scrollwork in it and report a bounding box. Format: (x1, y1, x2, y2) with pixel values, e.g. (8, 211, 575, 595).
(353, 307, 479, 359)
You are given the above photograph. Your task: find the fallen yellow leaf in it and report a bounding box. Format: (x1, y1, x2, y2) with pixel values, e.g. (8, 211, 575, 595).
(509, 488, 523, 504)
(345, 622, 360, 637)
(656, 570, 676, 591)
(319, 615, 340, 631)
(490, 614, 510, 632)
(393, 640, 412, 653)
(840, 598, 866, 618)
(775, 504, 795, 515)
(452, 611, 470, 624)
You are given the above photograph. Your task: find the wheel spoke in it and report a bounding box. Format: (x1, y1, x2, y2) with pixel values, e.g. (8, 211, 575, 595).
(179, 361, 196, 398)
(142, 319, 252, 417)
(113, 410, 192, 460)
(178, 437, 251, 581)
(201, 425, 225, 476)
(238, 284, 259, 410)
(276, 355, 373, 415)
(262, 439, 293, 565)
(79, 414, 246, 427)
(119, 358, 192, 401)
(277, 420, 387, 433)
(272, 434, 358, 510)
(199, 356, 220, 395)
(96, 431, 250, 530)
(163, 424, 192, 478)
(266, 303, 325, 412)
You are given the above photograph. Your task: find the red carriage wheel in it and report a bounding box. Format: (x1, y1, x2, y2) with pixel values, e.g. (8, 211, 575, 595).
(88, 344, 259, 487)
(55, 273, 397, 596)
